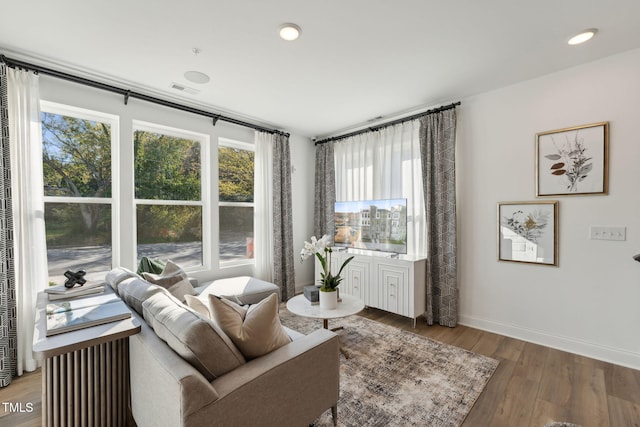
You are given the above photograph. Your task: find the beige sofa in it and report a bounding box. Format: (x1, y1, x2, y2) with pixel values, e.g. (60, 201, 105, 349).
(105, 269, 340, 427)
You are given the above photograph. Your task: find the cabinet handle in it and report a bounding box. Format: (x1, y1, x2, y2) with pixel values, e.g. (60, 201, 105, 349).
(390, 294, 395, 297)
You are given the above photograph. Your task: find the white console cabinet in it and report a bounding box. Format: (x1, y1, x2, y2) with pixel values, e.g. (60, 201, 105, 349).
(315, 250, 426, 327)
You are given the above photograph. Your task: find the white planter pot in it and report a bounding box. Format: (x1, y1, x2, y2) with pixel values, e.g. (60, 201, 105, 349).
(319, 290, 338, 310)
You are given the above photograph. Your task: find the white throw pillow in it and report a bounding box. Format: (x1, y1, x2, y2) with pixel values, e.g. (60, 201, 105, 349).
(208, 293, 291, 359)
(142, 260, 196, 302)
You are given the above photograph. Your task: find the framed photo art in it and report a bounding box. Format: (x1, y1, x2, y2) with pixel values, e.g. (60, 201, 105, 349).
(536, 122, 609, 196)
(498, 201, 558, 266)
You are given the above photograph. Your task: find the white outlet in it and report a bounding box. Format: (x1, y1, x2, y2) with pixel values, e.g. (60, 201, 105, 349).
(589, 226, 626, 241)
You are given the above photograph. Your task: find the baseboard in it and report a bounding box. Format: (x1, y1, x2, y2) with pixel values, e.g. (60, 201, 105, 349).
(458, 314, 640, 370)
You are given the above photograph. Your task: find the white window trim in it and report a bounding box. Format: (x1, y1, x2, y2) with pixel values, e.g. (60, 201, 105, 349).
(218, 137, 255, 268)
(40, 101, 121, 269)
(132, 120, 211, 272)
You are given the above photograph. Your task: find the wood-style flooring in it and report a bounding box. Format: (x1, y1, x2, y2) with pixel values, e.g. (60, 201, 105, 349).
(1, 307, 639, 427)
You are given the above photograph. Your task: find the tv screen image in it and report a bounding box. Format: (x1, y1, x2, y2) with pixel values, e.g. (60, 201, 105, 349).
(334, 198, 407, 254)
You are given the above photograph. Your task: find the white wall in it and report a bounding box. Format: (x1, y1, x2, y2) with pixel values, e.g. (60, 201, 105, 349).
(289, 134, 317, 289)
(457, 48, 640, 369)
(38, 76, 315, 287)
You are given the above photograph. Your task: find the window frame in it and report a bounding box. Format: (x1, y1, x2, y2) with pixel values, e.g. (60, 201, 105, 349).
(132, 120, 211, 271)
(40, 100, 121, 278)
(218, 137, 256, 268)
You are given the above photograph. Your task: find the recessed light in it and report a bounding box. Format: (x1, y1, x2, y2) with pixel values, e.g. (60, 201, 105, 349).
(568, 28, 598, 45)
(279, 23, 301, 41)
(184, 70, 210, 84)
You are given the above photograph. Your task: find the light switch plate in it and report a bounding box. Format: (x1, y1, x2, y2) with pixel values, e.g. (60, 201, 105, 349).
(590, 226, 626, 241)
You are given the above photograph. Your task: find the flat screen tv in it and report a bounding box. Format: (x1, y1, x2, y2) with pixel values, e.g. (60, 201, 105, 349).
(334, 198, 407, 254)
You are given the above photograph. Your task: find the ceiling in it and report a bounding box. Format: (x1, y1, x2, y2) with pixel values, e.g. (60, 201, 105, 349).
(2, 0, 640, 138)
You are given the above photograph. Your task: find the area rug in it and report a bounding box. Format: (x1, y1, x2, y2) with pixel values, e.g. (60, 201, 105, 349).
(279, 308, 499, 427)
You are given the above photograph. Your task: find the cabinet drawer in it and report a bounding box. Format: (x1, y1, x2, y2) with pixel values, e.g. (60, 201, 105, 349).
(377, 264, 409, 316)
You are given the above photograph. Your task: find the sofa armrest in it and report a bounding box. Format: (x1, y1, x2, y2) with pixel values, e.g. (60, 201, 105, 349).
(188, 328, 340, 427)
(129, 312, 219, 427)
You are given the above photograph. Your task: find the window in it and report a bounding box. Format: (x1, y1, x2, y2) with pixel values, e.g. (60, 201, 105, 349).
(218, 139, 254, 265)
(40, 103, 118, 283)
(133, 122, 208, 269)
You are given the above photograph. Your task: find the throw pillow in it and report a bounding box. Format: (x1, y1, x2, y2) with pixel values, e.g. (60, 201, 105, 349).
(184, 294, 210, 318)
(142, 291, 246, 381)
(142, 260, 196, 302)
(136, 256, 166, 275)
(208, 293, 291, 359)
(104, 267, 139, 296)
(117, 277, 166, 316)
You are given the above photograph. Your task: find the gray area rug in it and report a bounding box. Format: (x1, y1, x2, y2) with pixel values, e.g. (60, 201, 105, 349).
(279, 308, 499, 427)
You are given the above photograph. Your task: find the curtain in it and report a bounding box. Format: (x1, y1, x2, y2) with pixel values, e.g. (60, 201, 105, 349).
(334, 120, 426, 256)
(271, 133, 295, 300)
(0, 64, 18, 387)
(254, 131, 274, 281)
(7, 67, 48, 373)
(419, 109, 458, 327)
(313, 142, 335, 239)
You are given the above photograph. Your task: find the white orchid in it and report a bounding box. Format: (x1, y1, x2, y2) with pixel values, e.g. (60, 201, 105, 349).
(300, 234, 353, 291)
(299, 234, 330, 261)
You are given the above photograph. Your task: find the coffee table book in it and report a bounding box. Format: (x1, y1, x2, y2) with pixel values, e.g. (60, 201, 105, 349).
(46, 300, 131, 337)
(46, 292, 121, 314)
(45, 282, 105, 300)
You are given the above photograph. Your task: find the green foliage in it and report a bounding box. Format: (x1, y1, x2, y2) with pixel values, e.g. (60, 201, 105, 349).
(316, 250, 355, 291)
(218, 146, 254, 202)
(42, 112, 112, 198)
(41, 113, 207, 247)
(134, 131, 201, 201)
(136, 205, 202, 244)
(41, 113, 113, 244)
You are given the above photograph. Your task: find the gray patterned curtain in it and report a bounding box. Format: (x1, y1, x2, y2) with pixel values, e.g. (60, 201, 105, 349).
(0, 63, 17, 387)
(419, 108, 458, 327)
(313, 142, 335, 239)
(272, 133, 295, 300)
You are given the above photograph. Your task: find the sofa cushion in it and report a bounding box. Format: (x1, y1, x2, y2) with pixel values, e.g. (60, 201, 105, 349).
(118, 277, 166, 316)
(208, 293, 291, 360)
(143, 291, 245, 381)
(142, 260, 196, 302)
(196, 276, 280, 305)
(105, 267, 139, 295)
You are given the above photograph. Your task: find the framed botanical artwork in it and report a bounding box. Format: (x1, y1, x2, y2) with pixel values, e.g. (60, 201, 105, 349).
(536, 122, 609, 196)
(498, 201, 558, 266)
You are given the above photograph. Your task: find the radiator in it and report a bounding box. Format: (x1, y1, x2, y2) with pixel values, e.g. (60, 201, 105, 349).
(43, 338, 131, 427)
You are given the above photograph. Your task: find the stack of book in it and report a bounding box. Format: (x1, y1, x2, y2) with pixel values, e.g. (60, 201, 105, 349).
(45, 292, 132, 337)
(45, 282, 105, 301)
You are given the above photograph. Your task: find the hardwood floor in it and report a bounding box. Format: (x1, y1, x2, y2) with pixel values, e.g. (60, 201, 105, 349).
(358, 308, 640, 427)
(1, 308, 639, 427)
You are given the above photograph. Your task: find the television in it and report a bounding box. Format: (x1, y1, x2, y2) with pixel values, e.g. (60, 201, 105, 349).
(334, 198, 407, 254)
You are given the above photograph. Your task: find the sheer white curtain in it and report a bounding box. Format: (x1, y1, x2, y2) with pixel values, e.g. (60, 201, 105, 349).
(7, 68, 48, 374)
(334, 120, 426, 256)
(253, 131, 273, 281)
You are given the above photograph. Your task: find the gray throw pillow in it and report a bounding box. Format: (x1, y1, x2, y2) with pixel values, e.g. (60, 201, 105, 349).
(104, 267, 139, 296)
(118, 277, 166, 316)
(142, 292, 245, 381)
(142, 260, 196, 302)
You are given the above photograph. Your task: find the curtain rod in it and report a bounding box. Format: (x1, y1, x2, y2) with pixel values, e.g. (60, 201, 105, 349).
(0, 54, 289, 137)
(314, 101, 461, 145)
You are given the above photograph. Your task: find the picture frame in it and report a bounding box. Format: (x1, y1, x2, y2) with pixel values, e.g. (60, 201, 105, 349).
(536, 122, 609, 196)
(498, 201, 558, 266)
